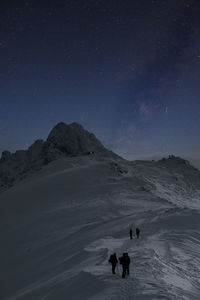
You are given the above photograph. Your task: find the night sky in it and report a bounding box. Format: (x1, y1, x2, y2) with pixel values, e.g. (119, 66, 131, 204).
(1, 0, 200, 159)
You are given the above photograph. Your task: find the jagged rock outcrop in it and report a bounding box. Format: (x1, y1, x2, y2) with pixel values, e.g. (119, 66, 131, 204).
(1, 150, 12, 162)
(159, 155, 190, 165)
(27, 139, 44, 159)
(0, 122, 119, 190)
(41, 122, 107, 163)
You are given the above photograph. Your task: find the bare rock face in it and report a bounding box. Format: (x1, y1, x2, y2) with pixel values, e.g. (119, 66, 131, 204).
(0, 122, 117, 190)
(1, 150, 12, 162)
(41, 122, 107, 163)
(28, 139, 44, 157)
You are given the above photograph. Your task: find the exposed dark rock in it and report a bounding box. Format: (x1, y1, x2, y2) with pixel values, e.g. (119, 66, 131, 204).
(0, 122, 119, 190)
(1, 150, 12, 162)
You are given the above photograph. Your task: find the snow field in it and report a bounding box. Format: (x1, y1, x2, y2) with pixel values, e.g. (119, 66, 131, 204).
(1, 156, 200, 299)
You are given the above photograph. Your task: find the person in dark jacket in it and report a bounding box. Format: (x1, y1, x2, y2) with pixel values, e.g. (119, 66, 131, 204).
(136, 227, 140, 238)
(119, 252, 131, 278)
(129, 228, 133, 239)
(108, 253, 118, 274)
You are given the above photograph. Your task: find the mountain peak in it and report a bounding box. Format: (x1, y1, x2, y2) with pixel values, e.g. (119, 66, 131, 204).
(0, 122, 120, 190)
(52, 122, 83, 130)
(43, 122, 106, 162)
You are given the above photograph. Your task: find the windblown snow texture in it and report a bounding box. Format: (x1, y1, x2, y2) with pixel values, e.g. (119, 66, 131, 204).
(1, 124, 200, 300)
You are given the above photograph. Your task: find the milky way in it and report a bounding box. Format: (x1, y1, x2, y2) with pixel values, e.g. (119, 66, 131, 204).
(0, 0, 200, 159)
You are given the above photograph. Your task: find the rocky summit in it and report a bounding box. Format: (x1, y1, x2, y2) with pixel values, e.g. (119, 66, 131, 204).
(0, 122, 118, 190)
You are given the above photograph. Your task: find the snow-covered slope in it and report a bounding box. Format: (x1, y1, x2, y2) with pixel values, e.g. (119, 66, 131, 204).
(1, 152, 200, 300)
(0, 122, 119, 191)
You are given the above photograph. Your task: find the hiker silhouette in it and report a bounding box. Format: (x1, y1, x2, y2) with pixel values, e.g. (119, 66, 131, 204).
(119, 252, 131, 278)
(108, 253, 118, 274)
(136, 227, 140, 238)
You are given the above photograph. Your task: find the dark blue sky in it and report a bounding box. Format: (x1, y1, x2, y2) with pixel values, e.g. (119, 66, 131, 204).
(1, 0, 200, 159)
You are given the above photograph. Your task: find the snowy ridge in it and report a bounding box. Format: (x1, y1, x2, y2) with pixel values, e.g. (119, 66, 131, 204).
(130, 157, 200, 210)
(0, 122, 119, 191)
(1, 136, 200, 299)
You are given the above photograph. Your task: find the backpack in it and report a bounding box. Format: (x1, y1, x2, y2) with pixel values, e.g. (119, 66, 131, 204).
(124, 256, 130, 266)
